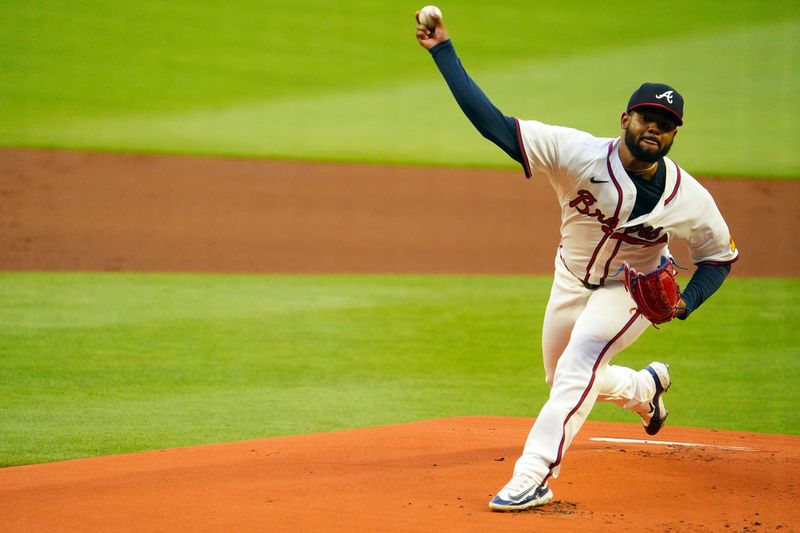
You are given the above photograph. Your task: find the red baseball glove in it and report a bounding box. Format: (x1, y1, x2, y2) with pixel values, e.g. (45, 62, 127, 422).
(622, 256, 682, 325)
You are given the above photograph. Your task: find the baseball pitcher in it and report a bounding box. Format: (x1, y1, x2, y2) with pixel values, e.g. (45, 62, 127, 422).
(415, 9, 738, 511)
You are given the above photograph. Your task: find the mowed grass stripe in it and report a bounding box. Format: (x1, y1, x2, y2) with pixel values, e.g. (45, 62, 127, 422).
(7, 19, 798, 177)
(2, 1, 791, 112)
(1, 273, 798, 466)
(1, 2, 798, 177)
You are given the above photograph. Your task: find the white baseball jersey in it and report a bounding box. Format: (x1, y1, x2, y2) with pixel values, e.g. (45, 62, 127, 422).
(515, 120, 739, 285)
(507, 118, 739, 485)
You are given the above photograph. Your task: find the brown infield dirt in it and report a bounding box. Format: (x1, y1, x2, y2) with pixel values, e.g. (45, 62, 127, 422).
(1, 148, 799, 532)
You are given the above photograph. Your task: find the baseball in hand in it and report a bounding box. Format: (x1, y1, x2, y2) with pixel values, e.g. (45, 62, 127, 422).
(417, 5, 442, 31)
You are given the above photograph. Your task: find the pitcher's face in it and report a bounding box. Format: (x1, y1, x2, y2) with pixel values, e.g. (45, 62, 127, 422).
(621, 109, 678, 163)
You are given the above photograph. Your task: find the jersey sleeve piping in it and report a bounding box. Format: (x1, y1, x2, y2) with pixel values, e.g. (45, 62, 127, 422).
(514, 118, 533, 178)
(695, 256, 739, 267)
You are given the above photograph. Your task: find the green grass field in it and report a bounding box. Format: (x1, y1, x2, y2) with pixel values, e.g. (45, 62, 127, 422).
(1, 0, 798, 177)
(1, 273, 798, 466)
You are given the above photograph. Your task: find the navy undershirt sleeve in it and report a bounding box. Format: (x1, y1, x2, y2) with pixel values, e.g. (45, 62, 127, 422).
(429, 40, 524, 166)
(678, 263, 731, 319)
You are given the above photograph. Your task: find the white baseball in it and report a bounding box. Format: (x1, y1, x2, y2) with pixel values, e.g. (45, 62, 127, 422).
(417, 5, 442, 31)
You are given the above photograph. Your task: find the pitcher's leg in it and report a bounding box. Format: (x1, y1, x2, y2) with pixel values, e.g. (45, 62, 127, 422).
(541, 255, 590, 386)
(596, 364, 660, 412)
(514, 283, 650, 484)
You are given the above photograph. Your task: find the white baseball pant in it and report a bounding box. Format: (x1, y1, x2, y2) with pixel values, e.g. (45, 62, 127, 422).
(514, 251, 662, 484)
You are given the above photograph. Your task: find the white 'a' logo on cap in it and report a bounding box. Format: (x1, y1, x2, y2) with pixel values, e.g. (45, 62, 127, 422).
(655, 91, 674, 104)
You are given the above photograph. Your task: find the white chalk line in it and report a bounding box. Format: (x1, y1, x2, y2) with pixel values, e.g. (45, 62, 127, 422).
(589, 437, 757, 452)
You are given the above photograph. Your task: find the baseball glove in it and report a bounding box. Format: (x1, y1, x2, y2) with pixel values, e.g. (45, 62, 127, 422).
(622, 256, 682, 325)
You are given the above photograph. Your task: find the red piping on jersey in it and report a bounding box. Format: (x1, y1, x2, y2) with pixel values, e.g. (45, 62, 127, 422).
(696, 256, 740, 266)
(600, 239, 624, 283)
(583, 142, 624, 284)
(540, 310, 641, 487)
(664, 162, 681, 205)
(584, 237, 609, 285)
(514, 118, 533, 178)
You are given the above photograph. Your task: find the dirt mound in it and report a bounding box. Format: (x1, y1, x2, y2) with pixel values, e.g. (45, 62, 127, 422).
(1, 417, 797, 532)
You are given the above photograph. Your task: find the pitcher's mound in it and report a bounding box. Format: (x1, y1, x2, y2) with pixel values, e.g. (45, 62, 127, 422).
(2, 417, 798, 532)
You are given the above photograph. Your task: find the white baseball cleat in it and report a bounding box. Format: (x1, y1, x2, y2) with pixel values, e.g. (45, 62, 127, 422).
(488, 472, 553, 512)
(640, 362, 671, 436)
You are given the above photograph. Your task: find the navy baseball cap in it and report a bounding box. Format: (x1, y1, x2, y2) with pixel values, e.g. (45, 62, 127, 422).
(627, 82, 684, 126)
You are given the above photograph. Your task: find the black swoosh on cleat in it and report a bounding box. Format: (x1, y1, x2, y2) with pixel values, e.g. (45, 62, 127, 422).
(508, 484, 536, 501)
